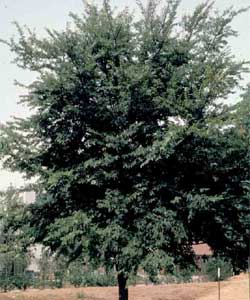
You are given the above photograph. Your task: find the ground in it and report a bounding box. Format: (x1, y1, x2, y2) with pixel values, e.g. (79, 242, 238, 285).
(0, 274, 248, 300)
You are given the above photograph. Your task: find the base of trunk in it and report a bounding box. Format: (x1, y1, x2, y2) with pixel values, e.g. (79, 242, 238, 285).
(118, 273, 128, 300)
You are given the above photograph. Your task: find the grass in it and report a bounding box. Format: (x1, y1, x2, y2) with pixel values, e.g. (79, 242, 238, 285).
(76, 291, 86, 299)
(14, 296, 25, 300)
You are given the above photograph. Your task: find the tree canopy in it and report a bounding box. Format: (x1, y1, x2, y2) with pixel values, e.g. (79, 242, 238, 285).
(0, 1, 249, 299)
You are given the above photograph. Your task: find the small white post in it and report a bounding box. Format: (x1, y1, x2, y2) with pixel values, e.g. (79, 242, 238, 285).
(218, 267, 221, 300)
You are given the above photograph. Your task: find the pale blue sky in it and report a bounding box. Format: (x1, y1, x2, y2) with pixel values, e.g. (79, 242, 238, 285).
(0, 0, 250, 189)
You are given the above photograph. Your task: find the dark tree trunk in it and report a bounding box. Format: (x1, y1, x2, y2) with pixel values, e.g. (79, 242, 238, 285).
(118, 273, 128, 300)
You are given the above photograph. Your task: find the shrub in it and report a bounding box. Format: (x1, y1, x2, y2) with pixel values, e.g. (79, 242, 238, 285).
(0, 252, 29, 291)
(175, 265, 196, 283)
(67, 261, 85, 287)
(202, 257, 233, 281)
(82, 271, 116, 287)
(54, 270, 64, 288)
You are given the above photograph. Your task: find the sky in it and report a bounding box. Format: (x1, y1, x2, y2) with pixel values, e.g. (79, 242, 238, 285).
(0, 0, 250, 190)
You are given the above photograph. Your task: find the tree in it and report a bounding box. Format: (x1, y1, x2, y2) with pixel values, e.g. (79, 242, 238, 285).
(0, 1, 249, 299)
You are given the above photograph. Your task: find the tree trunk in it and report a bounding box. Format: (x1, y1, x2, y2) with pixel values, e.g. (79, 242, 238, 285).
(118, 273, 128, 300)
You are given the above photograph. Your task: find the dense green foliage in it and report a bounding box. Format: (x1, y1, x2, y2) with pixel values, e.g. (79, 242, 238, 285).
(68, 263, 117, 287)
(0, 1, 249, 298)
